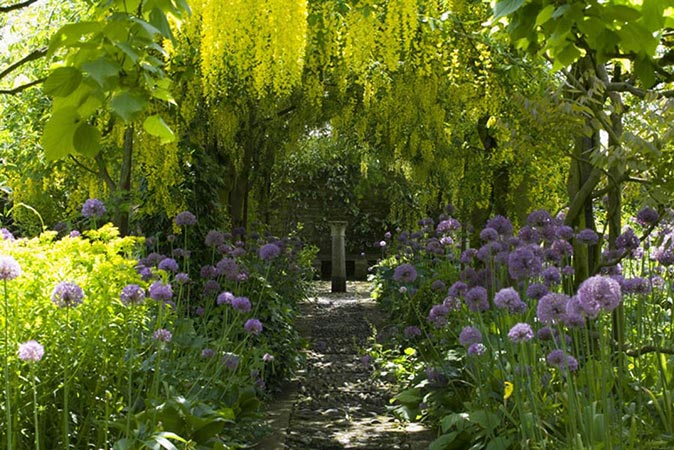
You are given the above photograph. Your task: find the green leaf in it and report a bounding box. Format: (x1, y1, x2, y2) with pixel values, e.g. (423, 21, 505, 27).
(429, 432, 458, 450)
(551, 43, 581, 71)
(486, 436, 513, 450)
(73, 123, 101, 157)
(604, 4, 642, 22)
(149, 8, 174, 40)
(634, 55, 657, 88)
(43, 67, 82, 97)
(642, 0, 666, 30)
(535, 5, 555, 26)
(494, 0, 525, 19)
(41, 107, 79, 160)
(143, 114, 176, 143)
(618, 23, 658, 55)
(393, 388, 421, 405)
(111, 91, 147, 122)
(82, 57, 121, 88)
(48, 21, 101, 56)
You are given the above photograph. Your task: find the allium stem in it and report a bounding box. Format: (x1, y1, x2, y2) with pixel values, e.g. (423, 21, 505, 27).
(3, 279, 13, 450)
(63, 307, 71, 449)
(31, 363, 40, 450)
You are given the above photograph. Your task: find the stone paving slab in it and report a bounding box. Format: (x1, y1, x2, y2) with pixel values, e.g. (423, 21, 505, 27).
(256, 281, 435, 450)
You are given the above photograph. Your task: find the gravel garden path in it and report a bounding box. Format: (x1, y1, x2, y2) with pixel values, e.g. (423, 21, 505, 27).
(256, 281, 434, 450)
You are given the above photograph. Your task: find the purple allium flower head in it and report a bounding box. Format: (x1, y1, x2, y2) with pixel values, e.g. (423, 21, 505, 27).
(18, 340, 44, 362)
(480, 227, 499, 242)
(0, 228, 15, 241)
(216, 258, 239, 280)
(384, 231, 392, 239)
(540, 224, 558, 242)
(244, 318, 263, 335)
(536, 326, 558, 341)
(174, 211, 196, 226)
(393, 263, 418, 283)
(527, 209, 552, 227)
(576, 275, 622, 318)
(561, 265, 575, 276)
(175, 272, 190, 284)
(467, 343, 486, 356)
(576, 228, 599, 245)
(378, 240, 387, 248)
(231, 247, 247, 258)
(200, 265, 218, 279)
(120, 284, 145, 306)
(526, 282, 548, 300)
(398, 286, 408, 294)
(431, 279, 446, 291)
(51, 281, 84, 308)
(552, 239, 574, 258)
(440, 236, 454, 246)
(263, 353, 275, 362)
(459, 326, 482, 347)
(136, 264, 153, 281)
(231, 296, 252, 313)
(259, 243, 281, 261)
(149, 281, 173, 302)
(546, 349, 579, 371)
(622, 277, 652, 295)
(69, 230, 81, 238)
(518, 226, 540, 244)
(537, 293, 570, 324)
(436, 219, 460, 234)
(448, 281, 468, 298)
(217, 291, 235, 306)
(443, 295, 462, 311)
(494, 287, 527, 313)
(158, 257, 179, 272)
(486, 215, 513, 236)
(203, 279, 221, 296)
(404, 326, 422, 338)
(616, 227, 640, 252)
(427, 304, 450, 328)
(477, 241, 502, 262)
(542, 267, 562, 286)
(656, 247, 674, 266)
(460, 248, 477, 264)
(507, 323, 534, 343)
(0, 256, 21, 280)
(195, 306, 205, 316)
(222, 353, 239, 370)
(205, 230, 225, 247)
(465, 286, 489, 312)
(508, 246, 543, 280)
(360, 354, 373, 368)
(201, 348, 215, 358)
(81, 198, 106, 218)
(425, 367, 447, 386)
(153, 328, 172, 343)
(564, 297, 586, 327)
(556, 225, 575, 240)
(172, 248, 190, 259)
(637, 206, 659, 226)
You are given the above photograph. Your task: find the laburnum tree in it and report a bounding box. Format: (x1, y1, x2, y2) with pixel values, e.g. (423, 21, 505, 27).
(172, 0, 577, 232)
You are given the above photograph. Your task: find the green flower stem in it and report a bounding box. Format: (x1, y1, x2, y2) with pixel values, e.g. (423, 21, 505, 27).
(31, 362, 40, 450)
(63, 306, 71, 449)
(4, 279, 13, 450)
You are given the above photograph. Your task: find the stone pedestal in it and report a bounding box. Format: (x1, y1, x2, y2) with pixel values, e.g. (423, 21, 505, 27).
(329, 221, 347, 293)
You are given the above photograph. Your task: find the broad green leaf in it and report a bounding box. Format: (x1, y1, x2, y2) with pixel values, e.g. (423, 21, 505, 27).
(393, 388, 421, 405)
(111, 91, 147, 122)
(604, 4, 642, 22)
(535, 5, 555, 26)
(551, 5, 570, 20)
(48, 21, 101, 56)
(143, 114, 176, 143)
(73, 122, 101, 157)
(41, 107, 79, 160)
(149, 8, 174, 40)
(634, 55, 657, 88)
(82, 57, 121, 88)
(642, 0, 666, 30)
(429, 432, 458, 450)
(552, 43, 581, 71)
(486, 436, 513, 450)
(43, 67, 82, 97)
(115, 42, 140, 64)
(494, 0, 525, 19)
(619, 23, 658, 55)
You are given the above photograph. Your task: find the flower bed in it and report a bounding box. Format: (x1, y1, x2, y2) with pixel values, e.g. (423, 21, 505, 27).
(0, 206, 315, 449)
(370, 207, 674, 449)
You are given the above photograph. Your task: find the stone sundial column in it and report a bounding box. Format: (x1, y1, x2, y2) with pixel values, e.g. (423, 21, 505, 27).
(329, 221, 347, 293)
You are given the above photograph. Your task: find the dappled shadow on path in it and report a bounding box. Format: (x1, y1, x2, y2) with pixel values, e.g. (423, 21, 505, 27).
(257, 281, 434, 450)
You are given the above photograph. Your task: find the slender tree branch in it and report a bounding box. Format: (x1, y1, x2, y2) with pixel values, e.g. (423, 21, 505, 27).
(68, 156, 99, 176)
(94, 153, 116, 192)
(605, 82, 674, 99)
(0, 48, 47, 81)
(0, 0, 39, 13)
(0, 77, 44, 94)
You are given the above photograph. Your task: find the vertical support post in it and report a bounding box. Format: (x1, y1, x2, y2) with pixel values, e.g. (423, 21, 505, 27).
(329, 221, 347, 293)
